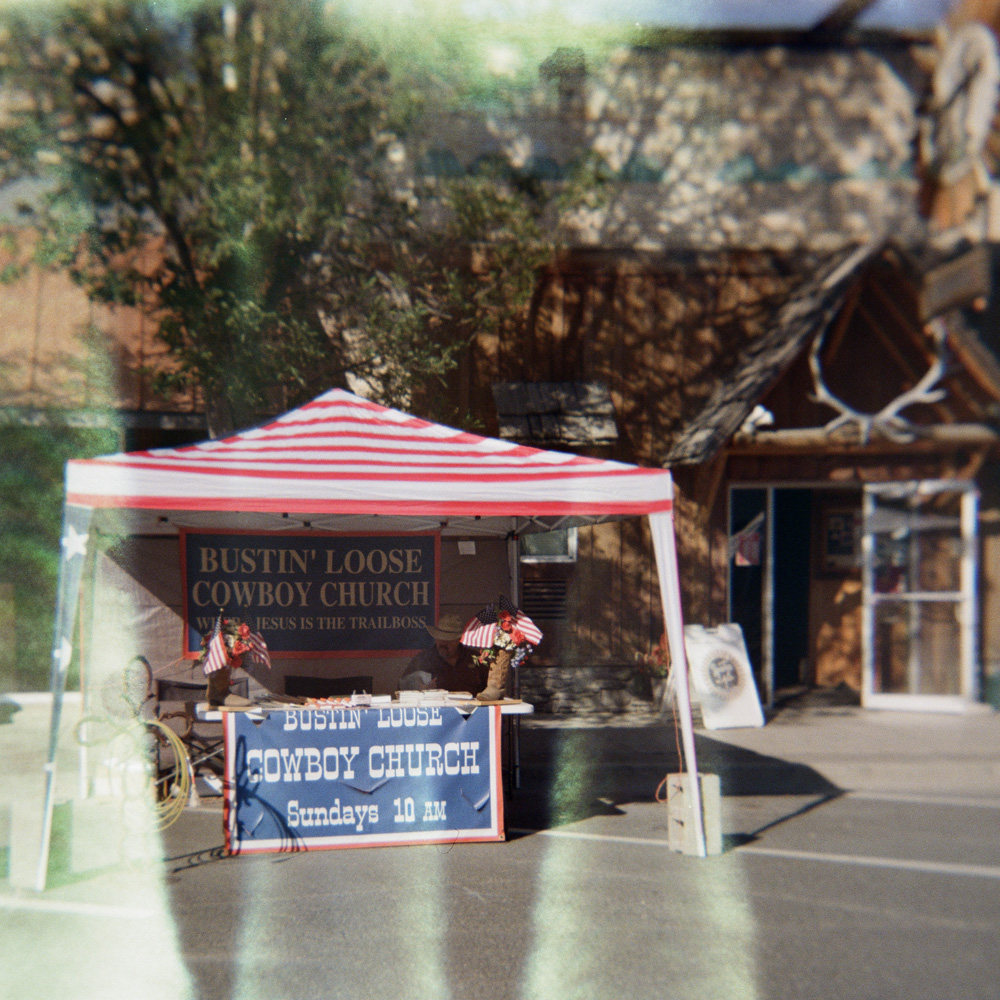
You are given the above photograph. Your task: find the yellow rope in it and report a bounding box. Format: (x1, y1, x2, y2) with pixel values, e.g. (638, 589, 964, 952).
(146, 718, 192, 830)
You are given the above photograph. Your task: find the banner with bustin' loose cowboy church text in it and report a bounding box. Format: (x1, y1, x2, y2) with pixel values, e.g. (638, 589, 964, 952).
(224, 703, 504, 852)
(181, 530, 439, 657)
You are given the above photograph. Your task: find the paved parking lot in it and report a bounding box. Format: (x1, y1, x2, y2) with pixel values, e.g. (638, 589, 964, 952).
(3, 692, 1000, 999)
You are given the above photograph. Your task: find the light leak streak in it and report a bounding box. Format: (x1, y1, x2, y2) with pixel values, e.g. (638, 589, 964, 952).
(518, 731, 762, 1000)
(520, 730, 605, 1000)
(230, 841, 454, 1000)
(43, 594, 195, 1000)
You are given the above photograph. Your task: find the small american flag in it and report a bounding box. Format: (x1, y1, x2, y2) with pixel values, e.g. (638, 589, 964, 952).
(460, 615, 497, 649)
(202, 614, 229, 676)
(460, 599, 543, 648)
(246, 629, 271, 670)
(511, 611, 542, 645)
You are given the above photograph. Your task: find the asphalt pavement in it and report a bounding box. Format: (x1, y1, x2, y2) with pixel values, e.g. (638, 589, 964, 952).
(2, 689, 999, 1000)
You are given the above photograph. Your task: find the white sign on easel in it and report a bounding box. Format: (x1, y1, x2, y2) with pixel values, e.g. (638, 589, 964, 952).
(683, 623, 764, 730)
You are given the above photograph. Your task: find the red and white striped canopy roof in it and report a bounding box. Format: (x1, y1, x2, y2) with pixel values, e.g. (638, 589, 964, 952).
(66, 388, 672, 518)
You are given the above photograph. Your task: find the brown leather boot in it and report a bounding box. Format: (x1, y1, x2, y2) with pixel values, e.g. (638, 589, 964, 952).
(476, 648, 511, 702)
(206, 667, 232, 706)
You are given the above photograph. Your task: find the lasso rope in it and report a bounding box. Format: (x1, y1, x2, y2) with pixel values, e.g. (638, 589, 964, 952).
(147, 718, 192, 829)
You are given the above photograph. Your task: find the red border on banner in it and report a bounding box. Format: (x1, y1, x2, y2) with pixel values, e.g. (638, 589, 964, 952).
(180, 528, 441, 661)
(222, 705, 505, 853)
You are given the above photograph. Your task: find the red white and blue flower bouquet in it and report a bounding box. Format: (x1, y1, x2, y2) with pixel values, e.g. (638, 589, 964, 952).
(198, 614, 271, 706)
(461, 597, 542, 702)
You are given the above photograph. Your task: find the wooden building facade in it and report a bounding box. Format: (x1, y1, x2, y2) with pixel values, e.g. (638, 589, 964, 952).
(407, 26, 1000, 709)
(441, 237, 1000, 710)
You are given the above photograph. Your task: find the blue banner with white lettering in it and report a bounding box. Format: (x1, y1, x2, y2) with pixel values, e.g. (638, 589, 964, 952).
(181, 530, 439, 657)
(223, 705, 503, 852)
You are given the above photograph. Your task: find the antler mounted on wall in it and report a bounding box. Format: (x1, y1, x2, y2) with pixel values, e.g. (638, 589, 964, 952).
(808, 318, 949, 444)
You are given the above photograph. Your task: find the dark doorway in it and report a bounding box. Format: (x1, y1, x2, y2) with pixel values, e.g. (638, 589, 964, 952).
(729, 488, 765, 686)
(729, 487, 813, 697)
(773, 489, 812, 691)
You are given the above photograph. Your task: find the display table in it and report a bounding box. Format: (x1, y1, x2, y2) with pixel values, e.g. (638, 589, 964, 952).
(205, 699, 532, 854)
(196, 697, 535, 723)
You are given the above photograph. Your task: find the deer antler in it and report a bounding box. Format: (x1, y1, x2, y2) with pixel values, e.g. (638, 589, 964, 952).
(809, 318, 948, 444)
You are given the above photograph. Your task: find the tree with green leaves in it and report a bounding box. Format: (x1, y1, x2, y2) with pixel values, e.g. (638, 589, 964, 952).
(0, 0, 577, 688)
(0, 417, 121, 690)
(0, 0, 485, 435)
(0, 1, 580, 438)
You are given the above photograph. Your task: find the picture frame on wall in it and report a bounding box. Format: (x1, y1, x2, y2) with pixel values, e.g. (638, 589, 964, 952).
(817, 506, 860, 575)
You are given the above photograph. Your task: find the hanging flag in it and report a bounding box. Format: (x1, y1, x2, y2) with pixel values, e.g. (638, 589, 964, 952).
(510, 611, 542, 646)
(246, 630, 271, 670)
(734, 531, 761, 567)
(461, 614, 498, 649)
(731, 512, 764, 567)
(203, 614, 229, 676)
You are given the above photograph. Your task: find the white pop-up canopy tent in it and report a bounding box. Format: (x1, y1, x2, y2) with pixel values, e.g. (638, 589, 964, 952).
(39, 388, 706, 885)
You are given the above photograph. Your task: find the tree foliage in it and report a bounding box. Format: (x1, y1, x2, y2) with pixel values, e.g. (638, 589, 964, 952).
(0, 418, 121, 690)
(0, 0, 557, 435)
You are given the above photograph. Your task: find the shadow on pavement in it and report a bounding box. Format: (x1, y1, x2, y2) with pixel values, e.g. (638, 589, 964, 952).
(0, 696, 22, 725)
(157, 714, 844, 863)
(506, 717, 842, 844)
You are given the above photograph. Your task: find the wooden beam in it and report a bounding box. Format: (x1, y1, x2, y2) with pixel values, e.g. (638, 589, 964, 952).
(918, 245, 991, 321)
(729, 422, 1000, 453)
(947, 330, 1000, 404)
(863, 280, 985, 416)
(694, 452, 729, 525)
(860, 287, 987, 418)
(867, 280, 925, 351)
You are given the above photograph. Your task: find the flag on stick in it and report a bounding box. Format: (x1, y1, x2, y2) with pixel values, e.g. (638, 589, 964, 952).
(246, 629, 271, 670)
(202, 613, 229, 676)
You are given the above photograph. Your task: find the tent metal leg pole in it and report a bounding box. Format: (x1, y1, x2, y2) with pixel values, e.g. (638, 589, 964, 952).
(35, 770, 57, 892)
(508, 533, 523, 791)
(649, 511, 706, 857)
(513, 715, 521, 790)
(37, 504, 94, 891)
(37, 661, 70, 891)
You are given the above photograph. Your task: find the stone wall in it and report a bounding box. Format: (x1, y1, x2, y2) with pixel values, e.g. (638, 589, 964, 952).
(407, 42, 931, 254)
(517, 663, 667, 720)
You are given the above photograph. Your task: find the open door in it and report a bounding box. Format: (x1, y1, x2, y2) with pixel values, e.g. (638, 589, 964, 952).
(861, 480, 979, 711)
(729, 486, 815, 706)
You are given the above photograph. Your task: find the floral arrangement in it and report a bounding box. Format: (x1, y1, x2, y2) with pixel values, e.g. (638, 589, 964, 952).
(634, 633, 671, 679)
(475, 610, 531, 668)
(464, 600, 542, 671)
(199, 615, 270, 675)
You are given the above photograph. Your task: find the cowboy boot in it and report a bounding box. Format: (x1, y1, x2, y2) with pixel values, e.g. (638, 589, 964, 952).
(206, 667, 232, 706)
(476, 648, 511, 702)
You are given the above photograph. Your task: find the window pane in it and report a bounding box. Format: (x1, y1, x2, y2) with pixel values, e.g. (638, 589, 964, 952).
(873, 600, 962, 695)
(520, 528, 577, 561)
